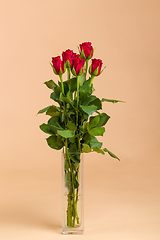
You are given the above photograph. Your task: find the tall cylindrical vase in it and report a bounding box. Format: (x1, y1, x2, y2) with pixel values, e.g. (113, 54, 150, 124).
(62, 150, 84, 235)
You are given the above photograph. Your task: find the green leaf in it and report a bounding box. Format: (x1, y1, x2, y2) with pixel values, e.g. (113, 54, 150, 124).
(68, 137, 76, 143)
(93, 147, 105, 155)
(103, 148, 120, 160)
(48, 116, 60, 125)
(82, 134, 102, 149)
(82, 95, 97, 106)
(81, 113, 89, 123)
(89, 115, 100, 129)
(41, 122, 63, 135)
(37, 106, 50, 114)
(82, 132, 92, 144)
(65, 74, 86, 92)
(82, 143, 91, 153)
(97, 113, 110, 127)
(70, 154, 80, 163)
(46, 105, 60, 116)
(67, 121, 77, 131)
(40, 121, 64, 135)
(102, 98, 125, 103)
(57, 129, 75, 138)
(79, 81, 91, 101)
(82, 122, 89, 132)
(65, 77, 77, 92)
(90, 137, 103, 149)
(80, 105, 97, 115)
(46, 135, 64, 150)
(58, 81, 69, 94)
(82, 95, 102, 109)
(79, 73, 86, 86)
(89, 127, 105, 136)
(44, 80, 58, 90)
(49, 122, 64, 134)
(73, 163, 79, 170)
(50, 92, 61, 104)
(68, 143, 78, 154)
(60, 95, 74, 106)
(39, 123, 54, 134)
(90, 97, 102, 110)
(86, 78, 95, 93)
(44, 80, 61, 96)
(68, 143, 80, 163)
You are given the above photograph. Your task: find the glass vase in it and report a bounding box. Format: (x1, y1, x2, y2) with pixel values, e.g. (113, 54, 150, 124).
(62, 150, 84, 235)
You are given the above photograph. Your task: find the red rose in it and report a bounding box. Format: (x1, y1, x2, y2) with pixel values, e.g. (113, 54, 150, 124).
(51, 56, 65, 75)
(71, 58, 85, 76)
(71, 52, 80, 59)
(62, 49, 73, 64)
(62, 50, 80, 70)
(89, 58, 103, 76)
(79, 42, 93, 59)
(69, 53, 80, 69)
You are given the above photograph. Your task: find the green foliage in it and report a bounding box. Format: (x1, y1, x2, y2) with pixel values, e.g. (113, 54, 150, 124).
(80, 105, 97, 115)
(103, 148, 120, 160)
(57, 130, 75, 138)
(65, 73, 86, 93)
(46, 105, 60, 116)
(82, 95, 97, 105)
(37, 106, 50, 114)
(44, 80, 61, 96)
(67, 121, 77, 131)
(68, 143, 80, 163)
(89, 115, 100, 129)
(89, 127, 105, 136)
(82, 143, 91, 153)
(97, 113, 110, 126)
(46, 135, 64, 150)
(90, 137, 102, 149)
(50, 92, 61, 104)
(79, 80, 91, 101)
(44, 79, 57, 90)
(39, 123, 54, 134)
(102, 98, 125, 103)
(47, 116, 60, 125)
(93, 147, 105, 155)
(38, 55, 124, 162)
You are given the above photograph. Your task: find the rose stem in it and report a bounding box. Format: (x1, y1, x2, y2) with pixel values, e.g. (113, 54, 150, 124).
(59, 74, 64, 95)
(67, 68, 70, 80)
(76, 75, 79, 127)
(89, 75, 95, 87)
(85, 59, 88, 77)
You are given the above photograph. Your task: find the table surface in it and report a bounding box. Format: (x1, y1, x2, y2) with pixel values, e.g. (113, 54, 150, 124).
(0, 159, 159, 240)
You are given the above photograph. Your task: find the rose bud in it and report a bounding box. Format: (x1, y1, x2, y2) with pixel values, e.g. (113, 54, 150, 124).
(69, 53, 80, 69)
(79, 42, 93, 60)
(51, 56, 65, 75)
(71, 58, 85, 76)
(89, 58, 103, 76)
(62, 49, 73, 68)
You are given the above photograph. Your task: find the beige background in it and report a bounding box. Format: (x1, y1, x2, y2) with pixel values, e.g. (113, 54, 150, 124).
(0, 0, 160, 239)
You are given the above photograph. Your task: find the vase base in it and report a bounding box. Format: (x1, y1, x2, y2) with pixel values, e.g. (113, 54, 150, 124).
(62, 228, 84, 235)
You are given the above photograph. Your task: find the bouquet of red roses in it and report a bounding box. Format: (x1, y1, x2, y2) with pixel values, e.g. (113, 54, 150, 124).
(38, 42, 122, 231)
